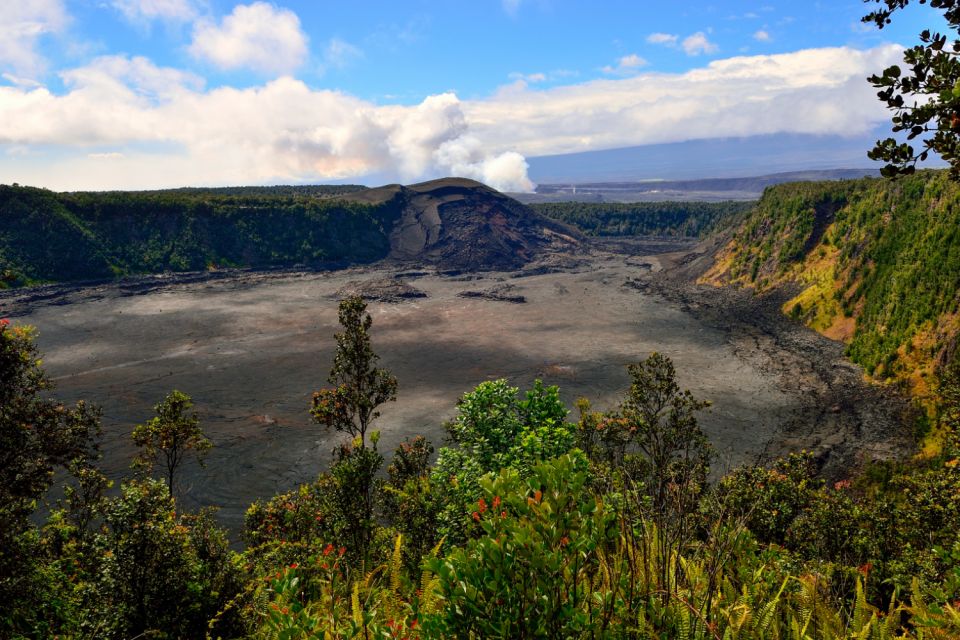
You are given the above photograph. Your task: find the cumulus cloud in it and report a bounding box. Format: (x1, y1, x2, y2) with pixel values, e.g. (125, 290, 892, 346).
(0, 56, 534, 191)
(754, 29, 771, 42)
(189, 2, 307, 75)
(647, 32, 678, 45)
(0, 1, 68, 78)
(682, 31, 719, 56)
(111, 0, 197, 22)
(602, 53, 648, 75)
(0, 45, 905, 192)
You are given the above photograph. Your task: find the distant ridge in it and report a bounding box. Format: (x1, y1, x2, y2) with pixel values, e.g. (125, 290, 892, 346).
(523, 130, 904, 184)
(510, 169, 878, 203)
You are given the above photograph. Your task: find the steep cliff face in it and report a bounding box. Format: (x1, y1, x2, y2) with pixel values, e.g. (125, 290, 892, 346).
(704, 171, 960, 404)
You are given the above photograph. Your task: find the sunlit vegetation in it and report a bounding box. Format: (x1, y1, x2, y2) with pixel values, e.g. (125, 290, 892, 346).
(708, 170, 960, 414)
(2, 298, 960, 638)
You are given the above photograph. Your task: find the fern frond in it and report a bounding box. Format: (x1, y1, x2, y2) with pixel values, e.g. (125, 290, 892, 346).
(389, 533, 404, 617)
(351, 581, 363, 627)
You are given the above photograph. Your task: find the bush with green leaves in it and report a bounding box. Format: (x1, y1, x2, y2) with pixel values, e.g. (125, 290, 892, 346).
(423, 452, 617, 638)
(86, 478, 240, 640)
(430, 378, 576, 543)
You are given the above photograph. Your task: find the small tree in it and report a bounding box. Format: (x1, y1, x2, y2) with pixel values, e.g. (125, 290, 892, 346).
(311, 295, 397, 449)
(132, 390, 211, 497)
(597, 353, 712, 606)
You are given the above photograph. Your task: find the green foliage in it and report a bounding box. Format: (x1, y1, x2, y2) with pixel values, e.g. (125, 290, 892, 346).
(243, 475, 339, 551)
(132, 389, 212, 496)
(243, 441, 387, 574)
(81, 478, 242, 640)
(0, 183, 397, 286)
(444, 378, 572, 472)
(0, 320, 101, 635)
(424, 452, 616, 638)
(383, 437, 442, 571)
(330, 440, 386, 569)
(863, 0, 960, 177)
(311, 295, 398, 448)
(532, 200, 752, 237)
(725, 171, 960, 388)
(431, 378, 576, 543)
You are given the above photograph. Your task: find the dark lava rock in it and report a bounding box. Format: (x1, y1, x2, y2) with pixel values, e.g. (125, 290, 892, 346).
(344, 178, 582, 272)
(335, 278, 427, 303)
(457, 283, 527, 304)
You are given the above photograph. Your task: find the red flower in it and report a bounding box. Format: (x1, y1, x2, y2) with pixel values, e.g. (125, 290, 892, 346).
(0, 318, 8, 328)
(323, 543, 335, 556)
(500, 510, 506, 519)
(560, 536, 569, 546)
(472, 511, 480, 522)
(493, 495, 501, 509)
(289, 562, 298, 569)
(534, 490, 542, 503)
(338, 546, 346, 557)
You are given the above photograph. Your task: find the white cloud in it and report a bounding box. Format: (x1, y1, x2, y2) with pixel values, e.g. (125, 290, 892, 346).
(0, 45, 906, 193)
(2, 73, 44, 89)
(647, 32, 678, 46)
(601, 53, 648, 75)
(682, 31, 719, 56)
(502, 0, 522, 16)
(0, 56, 534, 191)
(189, 2, 307, 75)
(509, 71, 547, 83)
(0, 1, 69, 78)
(111, 0, 197, 22)
(463, 45, 906, 157)
(321, 38, 363, 73)
(754, 29, 771, 42)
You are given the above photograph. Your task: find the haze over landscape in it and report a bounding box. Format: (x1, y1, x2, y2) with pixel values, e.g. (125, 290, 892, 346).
(5, 2, 960, 639)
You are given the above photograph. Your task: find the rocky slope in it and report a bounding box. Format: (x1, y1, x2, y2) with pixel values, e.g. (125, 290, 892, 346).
(701, 170, 960, 419)
(345, 177, 581, 271)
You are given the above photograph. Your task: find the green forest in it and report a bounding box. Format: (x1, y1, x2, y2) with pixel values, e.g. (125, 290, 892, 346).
(3, 297, 960, 639)
(531, 201, 752, 238)
(713, 170, 960, 412)
(0, 185, 398, 288)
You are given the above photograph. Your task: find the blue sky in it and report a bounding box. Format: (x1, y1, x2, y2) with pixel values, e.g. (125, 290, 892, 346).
(0, 1, 947, 190)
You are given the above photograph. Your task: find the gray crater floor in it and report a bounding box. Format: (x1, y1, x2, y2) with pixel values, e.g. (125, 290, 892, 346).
(11, 251, 797, 530)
